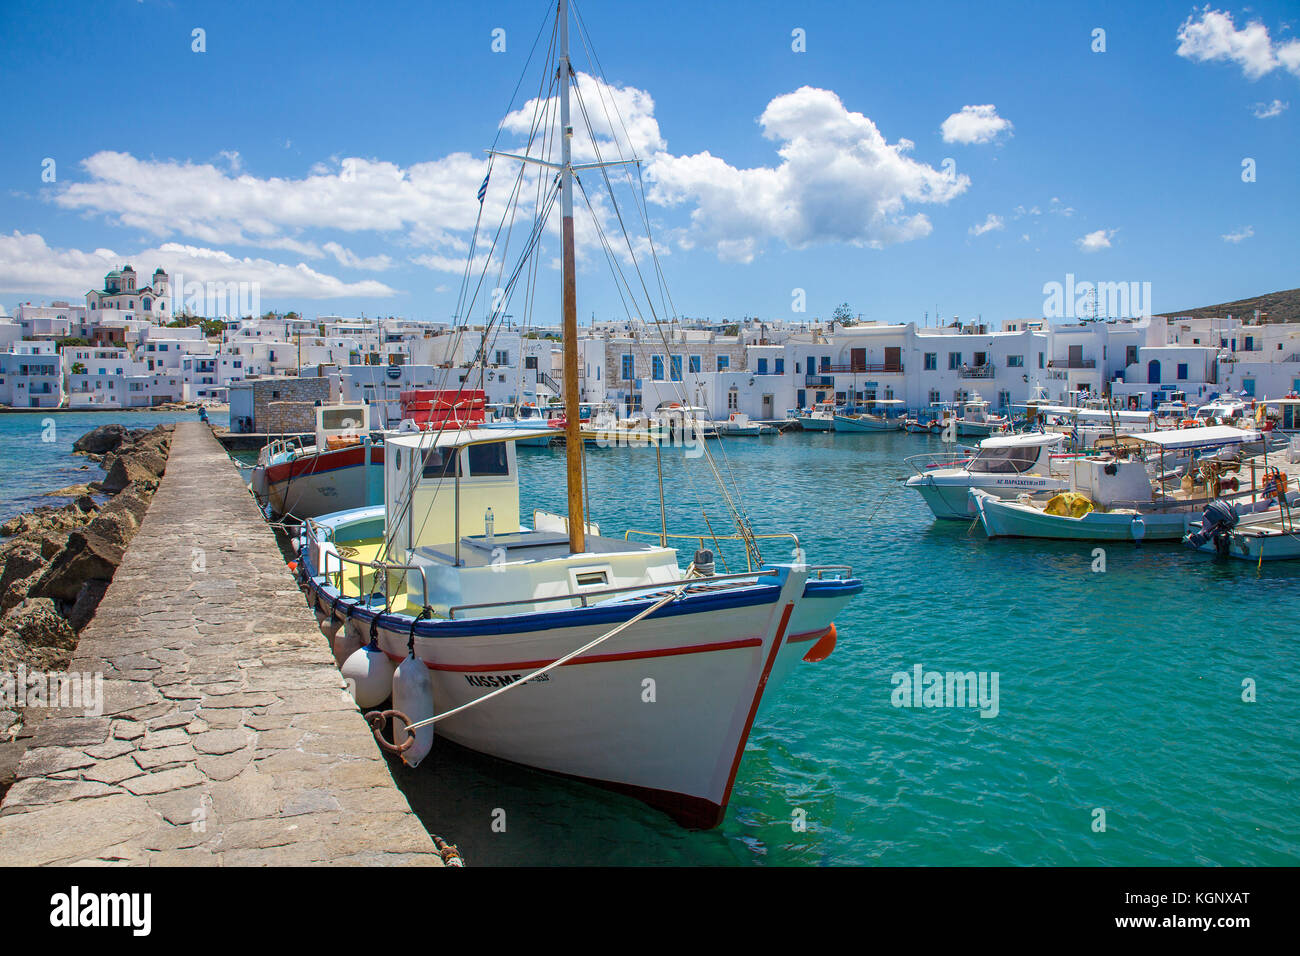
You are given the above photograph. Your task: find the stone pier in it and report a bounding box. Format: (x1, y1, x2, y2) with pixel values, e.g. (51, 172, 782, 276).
(0, 423, 441, 866)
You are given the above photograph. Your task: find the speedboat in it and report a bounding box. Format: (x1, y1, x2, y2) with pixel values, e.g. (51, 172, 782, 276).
(904, 432, 1069, 520)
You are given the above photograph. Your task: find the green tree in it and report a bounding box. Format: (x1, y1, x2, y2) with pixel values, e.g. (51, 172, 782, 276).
(832, 303, 854, 324)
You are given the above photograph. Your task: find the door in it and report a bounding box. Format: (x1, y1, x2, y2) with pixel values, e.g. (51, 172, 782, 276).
(884, 347, 901, 372)
(1069, 345, 1083, 367)
(762, 394, 773, 418)
(850, 348, 866, 372)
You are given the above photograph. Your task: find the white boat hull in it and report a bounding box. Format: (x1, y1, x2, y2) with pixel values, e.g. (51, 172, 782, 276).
(907, 473, 1065, 519)
(257, 443, 384, 520)
(303, 551, 858, 828)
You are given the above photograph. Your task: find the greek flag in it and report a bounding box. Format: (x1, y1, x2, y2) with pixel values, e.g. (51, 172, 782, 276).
(477, 172, 490, 204)
(1070, 423, 1080, 447)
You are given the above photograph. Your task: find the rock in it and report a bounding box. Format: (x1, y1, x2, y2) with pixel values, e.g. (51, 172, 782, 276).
(72, 424, 130, 455)
(67, 579, 111, 632)
(1, 569, 45, 614)
(0, 542, 47, 600)
(100, 455, 159, 494)
(1, 597, 76, 650)
(0, 629, 69, 672)
(41, 484, 94, 498)
(30, 529, 125, 603)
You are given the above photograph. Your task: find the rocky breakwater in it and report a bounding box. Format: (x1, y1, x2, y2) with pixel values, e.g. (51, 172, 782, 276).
(0, 424, 173, 795)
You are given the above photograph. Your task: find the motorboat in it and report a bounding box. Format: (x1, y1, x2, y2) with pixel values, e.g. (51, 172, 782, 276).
(714, 411, 774, 436)
(833, 399, 905, 433)
(797, 401, 838, 432)
(904, 432, 1069, 520)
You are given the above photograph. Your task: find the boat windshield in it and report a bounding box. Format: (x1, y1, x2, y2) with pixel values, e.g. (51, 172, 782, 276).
(967, 444, 1041, 474)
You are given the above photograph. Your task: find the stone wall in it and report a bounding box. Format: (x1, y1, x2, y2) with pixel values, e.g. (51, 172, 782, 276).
(250, 378, 328, 432)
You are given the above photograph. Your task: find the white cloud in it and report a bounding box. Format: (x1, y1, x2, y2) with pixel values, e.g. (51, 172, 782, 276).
(1076, 229, 1114, 253)
(648, 86, 970, 262)
(1176, 8, 1300, 80)
(969, 214, 1004, 236)
(0, 231, 397, 299)
(940, 105, 1013, 144)
(322, 242, 393, 271)
(1221, 225, 1254, 243)
(1252, 98, 1289, 118)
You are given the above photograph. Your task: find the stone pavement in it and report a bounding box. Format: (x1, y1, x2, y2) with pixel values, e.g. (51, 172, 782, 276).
(0, 423, 441, 866)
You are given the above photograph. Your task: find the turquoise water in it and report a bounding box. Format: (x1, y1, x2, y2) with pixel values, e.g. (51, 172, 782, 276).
(0, 410, 228, 523)
(388, 430, 1299, 865)
(8, 420, 1296, 865)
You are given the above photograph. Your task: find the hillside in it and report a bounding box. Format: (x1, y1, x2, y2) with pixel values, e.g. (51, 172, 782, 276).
(1157, 288, 1300, 324)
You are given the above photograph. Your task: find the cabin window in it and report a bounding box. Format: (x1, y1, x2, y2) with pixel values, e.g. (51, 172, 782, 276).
(321, 409, 361, 430)
(574, 571, 608, 588)
(422, 447, 459, 478)
(467, 442, 510, 476)
(968, 445, 1041, 474)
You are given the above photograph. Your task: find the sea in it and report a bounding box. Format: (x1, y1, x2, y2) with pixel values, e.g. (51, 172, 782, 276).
(8, 418, 1299, 865)
(0, 409, 228, 523)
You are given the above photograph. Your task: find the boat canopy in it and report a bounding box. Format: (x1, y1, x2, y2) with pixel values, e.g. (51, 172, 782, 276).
(979, 432, 1066, 449)
(387, 426, 556, 451)
(1036, 405, 1156, 423)
(1134, 425, 1263, 450)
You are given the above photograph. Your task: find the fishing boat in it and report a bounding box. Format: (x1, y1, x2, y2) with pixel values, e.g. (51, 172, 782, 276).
(904, 432, 1069, 520)
(954, 393, 1010, 438)
(1184, 481, 1300, 561)
(797, 401, 838, 432)
(971, 426, 1266, 542)
(294, 0, 861, 830)
(903, 417, 940, 435)
(252, 403, 382, 520)
(833, 399, 905, 432)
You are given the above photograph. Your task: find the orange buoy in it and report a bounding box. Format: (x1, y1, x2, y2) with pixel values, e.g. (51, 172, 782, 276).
(802, 623, 837, 663)
(287, 560, 298, 573)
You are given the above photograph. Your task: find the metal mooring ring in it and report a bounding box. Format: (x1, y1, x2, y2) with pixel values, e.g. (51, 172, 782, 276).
(365, 709, 415, 753)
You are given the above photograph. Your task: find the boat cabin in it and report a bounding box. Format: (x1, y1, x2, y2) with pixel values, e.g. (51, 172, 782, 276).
(966, 433, 1064, 475)
(382, 429, 681, 619)
(315, 402, 370, 451)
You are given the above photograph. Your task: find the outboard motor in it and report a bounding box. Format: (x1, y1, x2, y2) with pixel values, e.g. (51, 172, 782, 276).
(1186, 499, 1238, 554)
(693, 548, 715, 577)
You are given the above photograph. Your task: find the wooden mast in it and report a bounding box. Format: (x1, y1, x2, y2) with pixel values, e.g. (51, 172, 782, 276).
(558, 0, 586, 553)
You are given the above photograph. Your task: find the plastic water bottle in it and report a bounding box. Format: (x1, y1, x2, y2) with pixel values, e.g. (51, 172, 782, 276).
(484, 507, 494, 543)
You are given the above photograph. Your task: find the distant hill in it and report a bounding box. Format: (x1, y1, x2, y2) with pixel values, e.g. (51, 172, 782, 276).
(1157, 288, 1300, 324)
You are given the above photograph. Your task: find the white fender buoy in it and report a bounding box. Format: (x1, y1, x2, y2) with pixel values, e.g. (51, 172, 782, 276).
(341, 642, 397, 708)
(392, 654, 435, 768)
(1130, 516, 1146, 543)
(331, 620, 362, 666)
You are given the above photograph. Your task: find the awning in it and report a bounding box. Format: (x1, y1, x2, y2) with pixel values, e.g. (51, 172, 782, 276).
(1134, 425, 1263, 450)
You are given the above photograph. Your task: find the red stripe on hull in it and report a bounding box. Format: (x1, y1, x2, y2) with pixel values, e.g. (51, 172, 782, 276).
(379, 636, 763, 669)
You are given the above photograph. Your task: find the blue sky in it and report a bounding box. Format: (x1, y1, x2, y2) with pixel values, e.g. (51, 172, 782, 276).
(1, 0, 1296, 325)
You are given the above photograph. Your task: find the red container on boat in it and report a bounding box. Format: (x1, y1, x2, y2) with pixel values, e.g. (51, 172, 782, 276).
(398, 389, 486, 429)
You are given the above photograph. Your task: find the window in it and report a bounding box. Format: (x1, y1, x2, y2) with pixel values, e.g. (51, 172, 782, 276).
(467, 442, 510, 476)
(949, 352, 961, 370)
(774, 358, 784, 375)
(1007, 355, 1023, 368)
(688, 355, 701, 373)
(716, 355, 729, 371)
(670, 356, 682, 381)
(494, 350, 509, 365)
(820, 356, 830, 372)
(757, 358, 768, 375)
(968, 444, 1041, 474)
(422, 447, 459, 479)
(928, 389, 941, 405)
(1177, 363, 1188, 381)
(727, 387, 738, 411)
(1126, 345, 1138, 366)
(1038, 352, 1044, 369)
(621, 354, 633, 380)
(652, 356, 665, 380)
(924, 353, 937, 371)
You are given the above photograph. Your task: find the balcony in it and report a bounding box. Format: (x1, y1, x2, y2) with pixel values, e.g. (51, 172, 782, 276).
(1047, 358, 1096, 369)
(805, 374, 835, 387)
(825, 363, 903, 374)
(956, 363, 995, 379)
